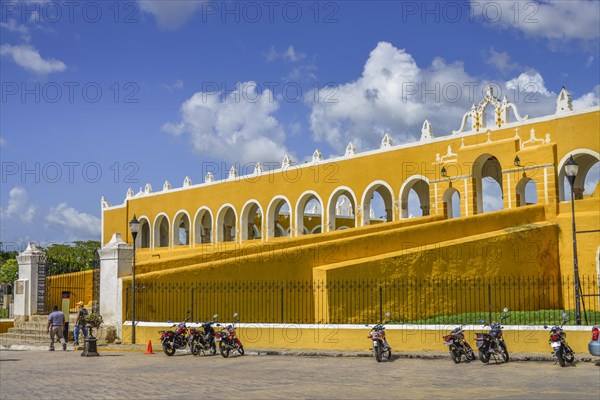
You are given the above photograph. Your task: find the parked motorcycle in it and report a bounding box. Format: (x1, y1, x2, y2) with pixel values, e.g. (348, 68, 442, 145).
(160, 314, 191, 356)
(443, 324, 475, 363)
(475, 308, 510, 364)
(365, 312, 392, 362)
(544, 312, 575, 367)
(215, 313, 244, 358)
(190, 314, 218, 356)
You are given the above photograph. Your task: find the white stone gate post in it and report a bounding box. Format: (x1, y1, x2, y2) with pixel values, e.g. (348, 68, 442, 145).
(14, 243, 46, 319)
(98, 233, 132, 338)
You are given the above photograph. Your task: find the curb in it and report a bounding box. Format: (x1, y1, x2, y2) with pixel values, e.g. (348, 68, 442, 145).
(1, 344, 598, 363)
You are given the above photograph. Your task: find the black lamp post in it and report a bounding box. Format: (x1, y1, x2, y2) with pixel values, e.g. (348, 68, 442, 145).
(129, 215, 140, 343)
(564, 155, 581, 325)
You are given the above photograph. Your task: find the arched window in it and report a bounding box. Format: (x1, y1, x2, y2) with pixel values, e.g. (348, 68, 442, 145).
(216, 205, 237, 242)
(399, 177, 430, 218)
(327, 187, 357, 232)
(172, 211, 191, 246)
(558, 151, 600, 201)
(266, 196, 291, 240)
(473, 154, 504, 213)
(361, 181, 394, 226)
(516, 178, 538, 206)
(240, 201, 262, 241)
(296, 191, 323, 236)
(194, 208, 213, 244)
(153, 214, 170, 248)
(443, 188, 461, 219)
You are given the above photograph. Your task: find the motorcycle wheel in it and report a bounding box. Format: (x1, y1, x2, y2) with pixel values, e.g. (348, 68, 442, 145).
(479, 350, 490, 364)
(464, 343, 476, 361)
(499, 341, 509, 362)
(555, 348, 566, 367)
(162, 339, 176, 357)
(219, 342, 230, 358)
(450, 348, 461, 364)
(374, 343, 382, 362)
(190, 341, 200, 356)
(237, 344, 245, 356)
(382, 346, 391, 361)
(564, 346, 575, 364)
(210, 342, 217, 355)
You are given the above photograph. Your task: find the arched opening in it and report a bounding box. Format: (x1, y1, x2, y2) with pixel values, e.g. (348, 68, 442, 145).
(266, 196, 292, 240)
(399, 177, 430, 218)
(558, 151, 600, 201)
(153, 214, 170, 248)
(194, 208, 213, 244)
(362, 181, 394, 226)
(327, 187, 357, 232)
(296, 191, 324, 236)
(443, 188, 461, 219)
(473, 154, 504, 214)
(216, 205, 237, 243)
(172, 211, 191, 246)
(241, 201, 263, 241)
(516, 177, 538, 206)
(137, 217, 151, 248)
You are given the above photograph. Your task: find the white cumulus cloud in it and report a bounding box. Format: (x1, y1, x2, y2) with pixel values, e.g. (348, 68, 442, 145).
(45, 203, 101, 241)
(138, 0, 204, 29)
(471, 0, 600, 42)
(308, 42, 599, 155)
(1, 187, 36, 223)
(0, 43, 66, 74)
(163, 81, 290, 165)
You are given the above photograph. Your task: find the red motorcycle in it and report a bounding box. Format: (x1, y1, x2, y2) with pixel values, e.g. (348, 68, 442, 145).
(159, 316, 190, 356)
(365, 312, 392, 362)
(215, 313, 244, 358)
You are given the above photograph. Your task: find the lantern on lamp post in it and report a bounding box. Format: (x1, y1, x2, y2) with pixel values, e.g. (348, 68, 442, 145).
(129, 215, 140, 343)
(564, 155, 581, 325)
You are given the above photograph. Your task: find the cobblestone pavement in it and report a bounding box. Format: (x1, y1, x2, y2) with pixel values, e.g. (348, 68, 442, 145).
(1, 349, 599, 399)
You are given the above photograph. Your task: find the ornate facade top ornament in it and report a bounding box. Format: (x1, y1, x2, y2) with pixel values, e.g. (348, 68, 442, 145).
(254, 162, 263, 175)
(101, 195, 111, 208)
(126, 188, 134, 199)
(144, 183, 152, 194)
(521, 128, 551, 149)
(183, 176, 192, 187)
(435, 145, 458, 164)
(556, 86, 573, 114)
(345, 142, 356, 156)
(163, 180, 171, 191)
(204, 172, 214, 183)
(312, 149, 323, 162)
(421, 120, 433, 141)
(453, 85, 528, 134)
(228, 166, 238, 179)
(381, 133, 393, 148)
(282, 154, 292, 168)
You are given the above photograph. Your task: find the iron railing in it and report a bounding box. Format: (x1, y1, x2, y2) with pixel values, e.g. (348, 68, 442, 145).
(125, 275, 600, 325)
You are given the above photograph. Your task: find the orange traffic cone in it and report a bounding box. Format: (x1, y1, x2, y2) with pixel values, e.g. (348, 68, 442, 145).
(145, 340, 154, 354)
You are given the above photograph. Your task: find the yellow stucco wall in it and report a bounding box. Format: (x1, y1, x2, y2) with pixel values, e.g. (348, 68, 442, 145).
(123, 324, 594, 355)
(46, 270, 95, 311)
(104, 104, 599, 327)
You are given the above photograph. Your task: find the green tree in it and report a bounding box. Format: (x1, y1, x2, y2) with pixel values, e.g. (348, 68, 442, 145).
(0, 259, 18, 284)
(0, 242, 18, 263)
(44, 241, 101, 275)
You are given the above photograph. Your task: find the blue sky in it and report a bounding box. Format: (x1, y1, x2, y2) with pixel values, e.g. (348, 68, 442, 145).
(1, 0, 599, 248)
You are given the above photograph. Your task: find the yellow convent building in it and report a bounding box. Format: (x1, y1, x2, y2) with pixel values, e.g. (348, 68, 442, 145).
(101, 86, 599, 324)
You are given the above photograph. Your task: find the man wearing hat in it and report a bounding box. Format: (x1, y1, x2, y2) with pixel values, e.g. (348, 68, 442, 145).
(74, 301, 88, 346)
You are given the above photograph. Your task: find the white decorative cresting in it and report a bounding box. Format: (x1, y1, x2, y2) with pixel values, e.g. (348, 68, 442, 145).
(556, 87, 573, 115)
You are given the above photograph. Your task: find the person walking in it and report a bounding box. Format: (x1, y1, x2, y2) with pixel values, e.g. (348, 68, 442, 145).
(73, 301, 88, 346)
(46, 305, 66, 351)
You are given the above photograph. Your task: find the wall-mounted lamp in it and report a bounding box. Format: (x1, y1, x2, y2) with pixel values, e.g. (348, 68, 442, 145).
(441, 166, 447, 178)
(514, 155, 521, 167)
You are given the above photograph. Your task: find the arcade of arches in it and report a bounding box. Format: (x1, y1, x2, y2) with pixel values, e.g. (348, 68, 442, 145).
(103, 89, 600, 283)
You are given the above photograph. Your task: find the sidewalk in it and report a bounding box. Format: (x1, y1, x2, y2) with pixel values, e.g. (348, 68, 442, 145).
(2, 342, 598, 362)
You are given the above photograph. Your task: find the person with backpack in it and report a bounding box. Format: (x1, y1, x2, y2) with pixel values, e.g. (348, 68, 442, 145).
(74, 301, 88, 346)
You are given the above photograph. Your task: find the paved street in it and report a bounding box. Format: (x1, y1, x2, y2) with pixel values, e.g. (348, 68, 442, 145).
(1, 349, 599, 399)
